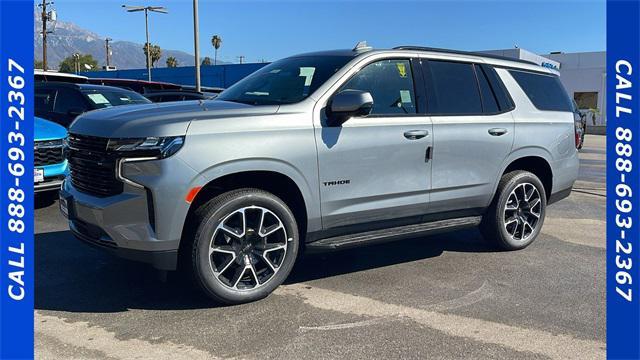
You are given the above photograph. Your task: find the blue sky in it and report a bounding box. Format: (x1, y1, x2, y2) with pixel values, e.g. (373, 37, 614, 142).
(52, 0, 605, 63)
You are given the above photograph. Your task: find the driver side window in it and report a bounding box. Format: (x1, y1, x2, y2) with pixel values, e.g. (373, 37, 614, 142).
(340, 59, 416, 116)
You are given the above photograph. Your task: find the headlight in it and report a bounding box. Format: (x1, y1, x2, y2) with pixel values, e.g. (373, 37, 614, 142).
(107, 136, 184, 159)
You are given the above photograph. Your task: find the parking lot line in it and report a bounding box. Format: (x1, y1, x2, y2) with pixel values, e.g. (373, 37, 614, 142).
(36, 311, 219, 360)
(277, 283, 606, 360)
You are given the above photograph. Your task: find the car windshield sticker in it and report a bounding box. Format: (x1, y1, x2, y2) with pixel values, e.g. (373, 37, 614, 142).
(299, 67, 316, 86)
(87, 93, 111, 105)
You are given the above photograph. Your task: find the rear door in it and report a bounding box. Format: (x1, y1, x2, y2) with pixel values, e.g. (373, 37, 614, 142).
(315, 57, 433, 229)
(422, 59, 515, 213)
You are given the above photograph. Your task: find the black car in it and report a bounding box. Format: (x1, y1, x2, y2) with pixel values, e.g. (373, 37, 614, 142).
(143, 90, 211, 103)
(35, 82, 151, 127)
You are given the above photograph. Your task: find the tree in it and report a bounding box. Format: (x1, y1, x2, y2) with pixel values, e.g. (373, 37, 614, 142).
(143, 43, 162, 68)
(166, 56, 178, 68)
(34, 59, 44, 69)
(211, 35, 222, 65)
(202, 57, 212, 66)
(58, 54, 98, 73)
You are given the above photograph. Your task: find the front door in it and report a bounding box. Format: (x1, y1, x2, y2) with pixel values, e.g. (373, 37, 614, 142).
(315, 58, 432, 229)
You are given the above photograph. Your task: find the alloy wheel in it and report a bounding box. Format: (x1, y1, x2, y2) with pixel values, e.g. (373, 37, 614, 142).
(209, 206, 290, 291)
(503, 183, 542, 242)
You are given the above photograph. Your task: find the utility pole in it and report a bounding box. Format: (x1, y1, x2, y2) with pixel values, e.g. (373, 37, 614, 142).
(38, 0, 55, 70)
(105, 37, 112, 68)
(123, 5, 168, 81)
(73, 53, 80, 74)
(237, 55, 245, 64)
(192, 0, 201, 92)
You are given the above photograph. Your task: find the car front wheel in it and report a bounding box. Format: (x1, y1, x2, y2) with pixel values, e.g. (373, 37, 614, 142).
(189, 188, 299, 304)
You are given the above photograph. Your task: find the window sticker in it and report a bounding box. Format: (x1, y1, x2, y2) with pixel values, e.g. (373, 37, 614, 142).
(87, 93, 110, 105)
(400, 90, 412, 104)
(299, 67, 316, 86)
(396, 63, 407, 78)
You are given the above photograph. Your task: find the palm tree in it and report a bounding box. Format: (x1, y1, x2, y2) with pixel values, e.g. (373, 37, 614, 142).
(166, 56, 178, 68)
(211, 35, 222, 65)
(202, 57, 212, 66)
(143, 43, 162, 68)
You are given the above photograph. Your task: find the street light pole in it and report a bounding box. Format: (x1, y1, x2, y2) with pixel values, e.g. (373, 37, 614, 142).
(144, 9, 151, 81)
(122, 5, 168, 81)
(193, 0, 201, 92)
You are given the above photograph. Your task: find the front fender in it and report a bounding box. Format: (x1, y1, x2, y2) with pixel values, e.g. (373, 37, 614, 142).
(194, 158, 322, 233)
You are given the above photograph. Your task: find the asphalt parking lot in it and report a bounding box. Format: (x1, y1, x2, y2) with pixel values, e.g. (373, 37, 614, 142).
(35, 135, 606, 360)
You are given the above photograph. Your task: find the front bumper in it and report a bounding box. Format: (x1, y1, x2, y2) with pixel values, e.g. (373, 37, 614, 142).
(59, 155, 203, 271)
(35, 161, 68, 193)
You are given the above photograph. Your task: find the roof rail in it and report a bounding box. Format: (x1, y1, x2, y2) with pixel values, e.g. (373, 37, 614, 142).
(392, 46, 539, 66)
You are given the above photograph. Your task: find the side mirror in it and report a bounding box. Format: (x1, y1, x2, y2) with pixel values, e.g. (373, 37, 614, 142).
(327, 90, 373, 126)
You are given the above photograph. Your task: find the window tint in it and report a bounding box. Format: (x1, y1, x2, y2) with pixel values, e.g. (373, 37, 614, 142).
(424, 60, 482, 115)
(35, 88, 56, 112)
(509, 70, 573, 112)
(340, 59, 416, 115)
(480, 64, 514, 111)
(53, 88, 87, 114)
(475, 65, 499, 113)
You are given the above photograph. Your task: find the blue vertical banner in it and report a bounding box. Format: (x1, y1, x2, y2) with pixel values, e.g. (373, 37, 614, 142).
(0, 0, 35, 359)
(607, 0, 640, 359)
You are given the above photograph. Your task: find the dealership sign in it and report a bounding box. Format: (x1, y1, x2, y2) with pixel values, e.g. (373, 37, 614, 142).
(607, 0, 640, 358)
(0, 0, 34, 359)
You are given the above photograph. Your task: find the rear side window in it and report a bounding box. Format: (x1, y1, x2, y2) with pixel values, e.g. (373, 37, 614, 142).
(423, 60, 482, 115)
(479, 64, 514, 111)
(509, 70, 573, 112)
(475, 65, 499, 113)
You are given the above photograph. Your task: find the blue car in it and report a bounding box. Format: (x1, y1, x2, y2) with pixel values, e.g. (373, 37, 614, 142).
(35, 116, 68, 193)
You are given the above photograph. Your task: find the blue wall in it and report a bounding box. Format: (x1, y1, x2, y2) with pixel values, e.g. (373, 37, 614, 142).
(81, 63, 268, 88)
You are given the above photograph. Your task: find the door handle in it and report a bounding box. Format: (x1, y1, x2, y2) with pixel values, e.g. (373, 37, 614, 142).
(404, 130, 429, 140)
(488, 128, 508, 136)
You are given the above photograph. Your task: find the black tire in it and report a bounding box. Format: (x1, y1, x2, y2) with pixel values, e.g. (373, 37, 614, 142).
(481, 171, 546, 250)
(189, 188, 299, 304)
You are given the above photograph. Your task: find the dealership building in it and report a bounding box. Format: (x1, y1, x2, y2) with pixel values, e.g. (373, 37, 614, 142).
(482, 48, 606, 130)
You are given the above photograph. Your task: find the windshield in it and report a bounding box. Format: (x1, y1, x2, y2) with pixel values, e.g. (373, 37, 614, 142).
(217, 55, 353, 105)
(82, 89, 151, 109)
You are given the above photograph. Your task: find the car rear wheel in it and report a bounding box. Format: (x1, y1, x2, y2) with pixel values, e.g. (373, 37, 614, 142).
(190, 188, 299, 304)
(481, 171, 546, 250)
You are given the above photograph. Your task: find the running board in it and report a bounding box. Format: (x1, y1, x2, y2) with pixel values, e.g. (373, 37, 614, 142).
(306, 216, 482, 252)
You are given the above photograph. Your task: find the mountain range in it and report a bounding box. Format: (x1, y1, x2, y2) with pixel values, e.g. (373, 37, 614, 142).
(34, 13, 225, 70)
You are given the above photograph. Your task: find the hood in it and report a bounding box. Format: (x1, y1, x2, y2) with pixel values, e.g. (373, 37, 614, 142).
(69, 100, 279, 138)
(35, 116, 67, 141)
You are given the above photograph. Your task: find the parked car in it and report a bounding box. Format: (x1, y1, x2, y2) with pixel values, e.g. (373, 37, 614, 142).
(60, 44, 579, 304)
(143, 90, 210, 103)
(35, 69, 88, 83)
(35, 116, 68, 193)
(35, 82, 151, 127)
(86, 78, 182, 94)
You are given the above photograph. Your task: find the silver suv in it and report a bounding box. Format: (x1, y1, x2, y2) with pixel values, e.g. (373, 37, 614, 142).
(60, 45, 579, 304)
